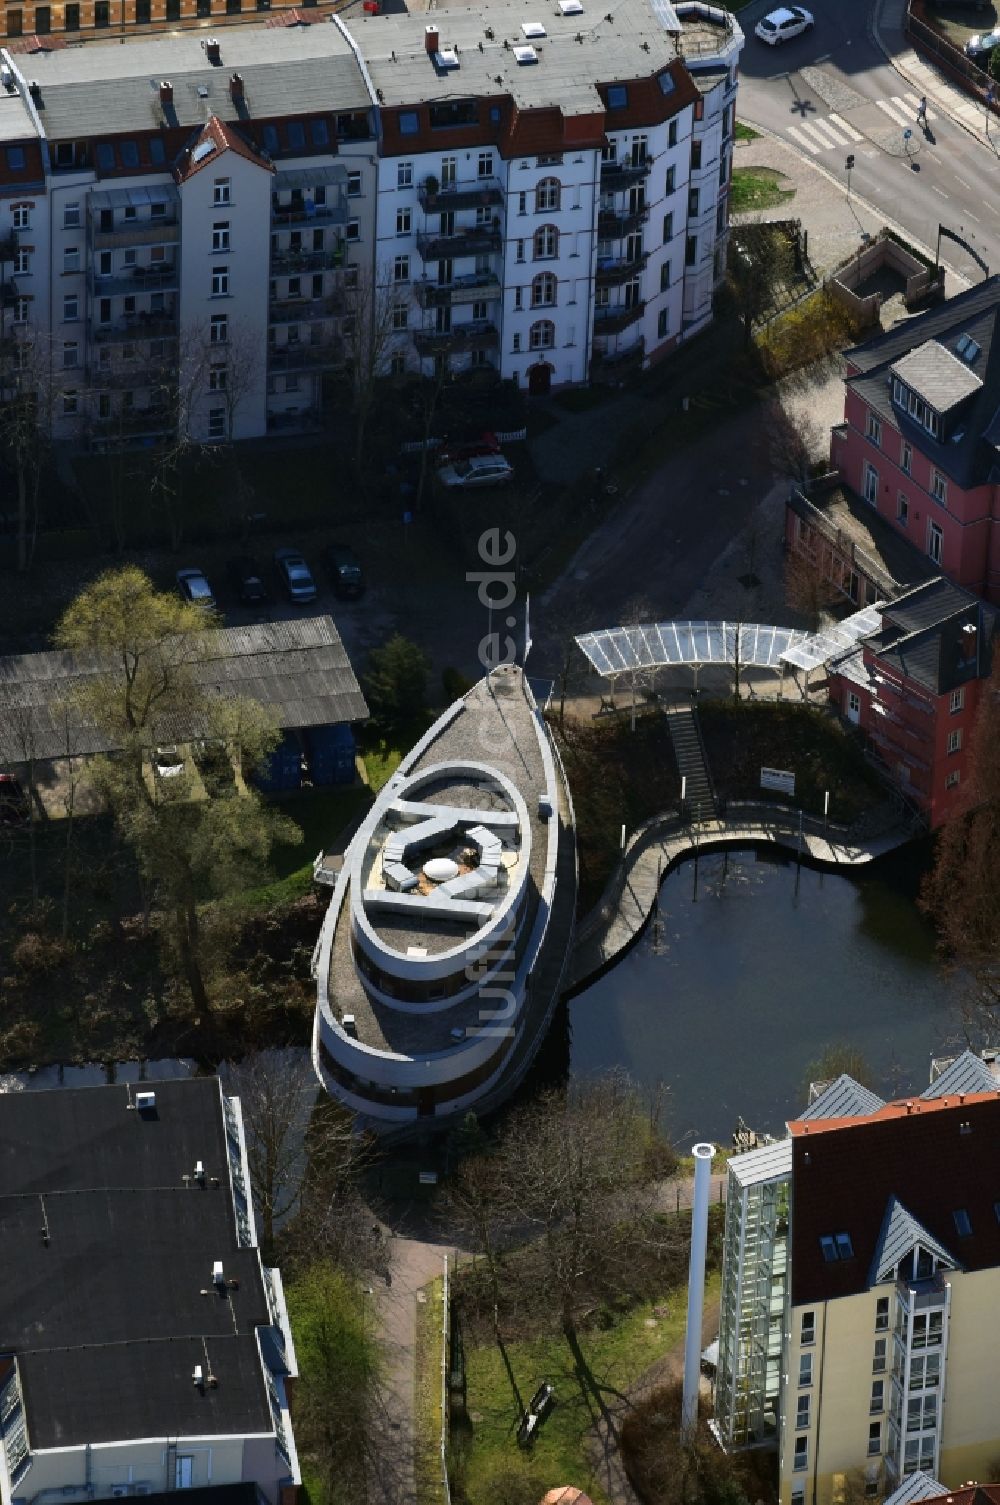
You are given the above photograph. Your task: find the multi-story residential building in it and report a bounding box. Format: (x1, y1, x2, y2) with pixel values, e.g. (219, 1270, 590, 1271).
(0, 19, 376, 443)
(713, 1052, 1000, 1505)
(829, 276, 1000, 606)
(1, 0, 340, 49)
(827, 576, 997, 827)
(0, 1076, 300, 1505)
(0, 0, 741, 440)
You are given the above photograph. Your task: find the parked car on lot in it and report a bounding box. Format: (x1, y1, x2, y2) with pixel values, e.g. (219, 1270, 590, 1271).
(176, 568, 216, 610)
(755, 5, 813, 43)
(965, 26, 1000, 54)
(227, 556, 268, 605)
(0, 773, 29, 824)
(435, 431, 500, 468)
(274, 547, 318, 603)
(437, 453, 514, 488)
(323, 544, 366, 600)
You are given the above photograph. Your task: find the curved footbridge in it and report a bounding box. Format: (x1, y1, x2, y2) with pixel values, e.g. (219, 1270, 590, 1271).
(568, 800, 915, 993)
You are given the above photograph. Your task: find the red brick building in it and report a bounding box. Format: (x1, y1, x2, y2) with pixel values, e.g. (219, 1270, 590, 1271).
(828, 577, 997, 827)
(830, 276, 1000, 606)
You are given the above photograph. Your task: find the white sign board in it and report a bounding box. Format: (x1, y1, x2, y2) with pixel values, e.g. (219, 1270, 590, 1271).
(760, 767, 795, 796)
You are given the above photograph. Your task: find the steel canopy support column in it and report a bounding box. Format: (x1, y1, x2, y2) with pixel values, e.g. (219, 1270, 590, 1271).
(682, 1141, 716, 1438)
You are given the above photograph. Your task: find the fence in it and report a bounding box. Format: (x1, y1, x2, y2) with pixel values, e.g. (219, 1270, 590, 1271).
(905, 0, 998, 110)
(440, 1255, 452, 1505)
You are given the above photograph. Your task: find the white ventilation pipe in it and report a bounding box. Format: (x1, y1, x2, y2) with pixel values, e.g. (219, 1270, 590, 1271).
(681, 1141, 716, 1438)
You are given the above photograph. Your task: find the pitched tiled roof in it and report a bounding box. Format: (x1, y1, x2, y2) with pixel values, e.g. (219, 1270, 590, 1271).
(869, 1195, 960, 1285)
(862, 578, 998, 696)
(788, 1093, 1000, 1305)
(798, 1074, 885, 1122)
(174, 115, 274, 183)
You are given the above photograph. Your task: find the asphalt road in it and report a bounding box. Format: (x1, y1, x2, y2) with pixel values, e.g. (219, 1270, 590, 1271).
(736, 0, 1000, 278)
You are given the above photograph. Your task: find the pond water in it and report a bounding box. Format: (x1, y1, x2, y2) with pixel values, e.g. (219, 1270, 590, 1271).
(568, 846, 970, 1148)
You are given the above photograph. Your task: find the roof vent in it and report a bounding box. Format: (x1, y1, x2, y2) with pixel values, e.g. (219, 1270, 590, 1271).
(135, 1090, 156, 1113)
(194, 1160, 206, 1186)
(205, 36, 221, 64)
(521, 20, 547, 36)
(513, 43, 538, 62)
(213, 1260, 225, 1286)
(559, 0, 584, 12)
(159, 79, 173, 104)
(193, 1365, 204, 1387)
(437, 46, 460, 67)
(230, 71, 244, 100)
(197, 84, 209, 98)
(424, 22, 439, 52)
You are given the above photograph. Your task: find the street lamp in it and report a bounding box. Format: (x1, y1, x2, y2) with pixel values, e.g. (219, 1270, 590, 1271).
(845, 153, 855, 202)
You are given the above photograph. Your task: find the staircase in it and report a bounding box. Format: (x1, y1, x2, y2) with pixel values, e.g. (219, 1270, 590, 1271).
(665, 705, 716, 822)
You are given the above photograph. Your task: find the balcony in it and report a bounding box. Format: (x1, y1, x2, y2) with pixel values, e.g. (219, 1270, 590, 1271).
(598, 207, 649, 239)
(271, 201, 347, 229)
(594, 301, 645, 336)
(600, 158, 651, 192)
(418, 177, 505, 213)
(0, 233, 16, 263)
(270, 247, 346, 274)
(88, 363, 171, 389)
(415, 273, 503, 309)
(269, 294, 346, 325)
(267, 336, 345, 372)
(416, 228, 502, 262)
(91, 219, 180, 250)
(595, 253, 649, 287)
(93, 314, 178, 343)
(89, 264, 179, 298)
(267, 407, 323, 434)
(413, 321, 499, 357)
(91, 406, 172, 438)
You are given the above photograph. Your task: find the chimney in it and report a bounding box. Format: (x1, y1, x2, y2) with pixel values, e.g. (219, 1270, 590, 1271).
(159, 79, 173, 104)
(230, 71, 244, 102)
(424, 22, 439, 52)
(28, 79, 41, 102)
(205, 36, 221, 64)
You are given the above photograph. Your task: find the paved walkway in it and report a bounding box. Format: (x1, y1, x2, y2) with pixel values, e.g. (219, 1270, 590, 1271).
(874, 0, 999, 152)
(568, 801, 913, 991)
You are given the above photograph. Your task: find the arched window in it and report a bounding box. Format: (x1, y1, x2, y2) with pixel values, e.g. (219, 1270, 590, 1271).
(535, 176, 561, 213)
(529, 319, 555, 351)
(533, 223, 558, 261)
(531, 272, 557, 308)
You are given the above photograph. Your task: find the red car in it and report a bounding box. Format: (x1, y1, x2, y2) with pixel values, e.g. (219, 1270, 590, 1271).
(435, 431, 500, 468)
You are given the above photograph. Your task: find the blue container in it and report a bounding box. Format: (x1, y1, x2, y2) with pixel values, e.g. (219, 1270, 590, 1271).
(254, 731, 303, 793)
(305, 724, 356, 786)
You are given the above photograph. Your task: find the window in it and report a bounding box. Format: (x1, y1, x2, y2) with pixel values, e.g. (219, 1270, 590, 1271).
(931, 469, 947, 505)
(212, 222, 230, 253)
(662, 212, 674, 246)
(945, 770, 960, 790)
(800, 1312, 815, 1346)
(665, 167, 677, 198)
(120, 141, 139, 169)
(792, 1491, 805, 1505)
(793, 1437, 808, 1472)
(516, 240, 525, 263)
(950, 687, 965, 713)
(62, 295, 78, 321)
(478, 151, 494, 178)
(607, 84, 628, 109)
(392, 303, 408, 332)
(688, 188, 700, 216)
(819, 1232, 853, 1261)
(873, 1337, 887, 1373)
(396, 208, 411, 235)
(61, 202, 81, 230)
(927, 519, 943, 564)
(870, 1380, 884, 1414)
(207, 409, 226, 441)
(910, 1354, 941, 1390)
(209, 365, 227, 391)
(864, 461, 879, 505)
(62, 245, 81, 276)
(12, 203, 31, 230)
(536, 177, 560, 212)
(848, 691, 861, 718)
(7, 6, 22, 30)
(14, 249, 31, 275)
(866, 412, 882, 445)
(389, 354, 406, 377)
(347, 170, 362, 197)
(397, 161, 413, 188)
(210, 314, 228, 344)
(286, 121, 305, 152)
(691, 140, 702, 170)
(900, 440, 912, 474)
(214, 178, 231, 206)
(61, 390, 78, 416)
(660, 262, 671, 292)
(399, 110, 420, 135)
(875, 1297, 889, 1331)
(95, 0, 110, 21)
(62, 341, 78, 369)
(912, 1311, 943, 1349)
(512, 332, 521, 353)
(530, 319, 555, 350)
(799, 1353, 812, 1387)
(945, 727, 963, 758)
(394, 255, 409, 283)
(346, 220, 360, 242)
(897, 492, 909, 527)
(211, 267, 229, 296)
(658, 308, 669, 339)
(685, 236, 696, 267)
(175, 1458, 194, 1490)
(669, 120, 678, 146)
(441, 156, 457, 187)
(65, 1, 79, 24)
(867, 1422, 881, 1457)
(150, 199, 166, 217)
(796, 1394, 811, 1429)
(531, 272, 556, 308)
(533, 224, 558, 260)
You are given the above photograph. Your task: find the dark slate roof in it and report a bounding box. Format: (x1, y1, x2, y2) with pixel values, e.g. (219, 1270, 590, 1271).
(787, 1093, 1000, 1306)
(863, 577, 998, 695)
(921, 1049, 999, 1099)
(844, 274, 1000, 488)
(868, 1195, 959, 1285)
(0, 614, 368, 763)
(798, 1074, 886, 1122)
(0, 1078, 273, 1449)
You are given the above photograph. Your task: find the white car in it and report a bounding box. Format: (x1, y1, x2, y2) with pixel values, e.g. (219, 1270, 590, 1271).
(965, 26, 1000, 56)
(437, 454, 514, 488)
(755, 5, 813, 43)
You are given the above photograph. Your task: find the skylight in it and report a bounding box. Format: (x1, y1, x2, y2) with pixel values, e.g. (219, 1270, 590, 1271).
(558, 0, 584, 13)
(521, 20, 547, 37)
(819, 1231, 854, 1261)
(436, 47, 460, 67)
(191, 139, 217, 163)
(955, 332, 981, 364)
(513, 43, 538, 62)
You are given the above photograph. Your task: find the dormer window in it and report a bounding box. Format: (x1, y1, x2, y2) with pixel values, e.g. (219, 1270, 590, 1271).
(892, 377, 942, 441)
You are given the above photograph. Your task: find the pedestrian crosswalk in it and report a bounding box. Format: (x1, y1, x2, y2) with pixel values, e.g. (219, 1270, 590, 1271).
(785, 94, 936, 155)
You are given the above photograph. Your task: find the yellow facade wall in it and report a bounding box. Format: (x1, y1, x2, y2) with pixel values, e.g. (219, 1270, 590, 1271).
(938, 1265, 1000, 1487)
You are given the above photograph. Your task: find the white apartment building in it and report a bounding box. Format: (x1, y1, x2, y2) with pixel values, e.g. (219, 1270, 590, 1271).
(0, 0, 741, 443)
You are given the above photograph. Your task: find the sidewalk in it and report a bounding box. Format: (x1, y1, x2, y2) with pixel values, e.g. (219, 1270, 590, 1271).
(874, 0, 999, 151)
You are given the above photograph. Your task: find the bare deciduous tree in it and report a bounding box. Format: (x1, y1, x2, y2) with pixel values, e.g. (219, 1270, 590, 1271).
(344, 264, 401, 472)
(222, 1050, 320, 1254)
(0, 332, 62, 574)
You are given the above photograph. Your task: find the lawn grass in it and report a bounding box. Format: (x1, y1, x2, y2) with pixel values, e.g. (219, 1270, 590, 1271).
(452, 1270, 722, 1505)
(730, 167, 796, 214)
(414, 1276, 448, 1505)
(734, 120, 761, 142)
(229, 784, 371, 908)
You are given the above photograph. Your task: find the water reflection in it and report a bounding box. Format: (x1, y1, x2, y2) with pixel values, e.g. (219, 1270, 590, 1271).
(568, 849, 967, 1148)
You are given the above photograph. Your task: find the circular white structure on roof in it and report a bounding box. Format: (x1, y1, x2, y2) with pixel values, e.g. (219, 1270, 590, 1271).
(423, 857, 461, 884)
